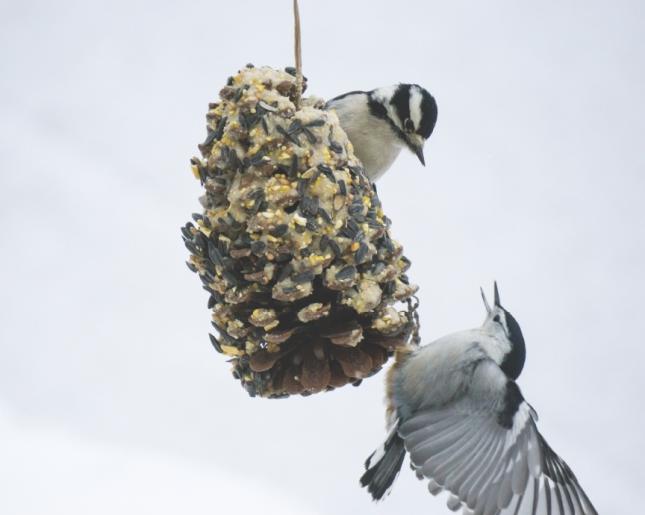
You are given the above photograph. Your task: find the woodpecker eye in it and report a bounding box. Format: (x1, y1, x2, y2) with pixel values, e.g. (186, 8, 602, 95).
(404, 118, 414, 132)
(493, 315, 501, 323)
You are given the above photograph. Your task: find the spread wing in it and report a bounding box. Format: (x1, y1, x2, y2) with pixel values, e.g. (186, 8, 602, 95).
(398, 361, 597, 515)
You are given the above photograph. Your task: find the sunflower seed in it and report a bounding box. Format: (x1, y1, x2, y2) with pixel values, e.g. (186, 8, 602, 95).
(355, 242, 369, 263)
(276, 263, 293, 283)
(335, 265, 356, 281)
(338, 180, 347, 196)
(270, 224, 289, 237)
(302, 127, 317, 144)
(208, 241, 223, 267)
(293, 270, 315, 283)
(209, 333, 223, 353)
(258, 100, 278, 113)
(329, 141, 343, 154)
(250, 240, 266, 255)
(305, 118, 325, 127)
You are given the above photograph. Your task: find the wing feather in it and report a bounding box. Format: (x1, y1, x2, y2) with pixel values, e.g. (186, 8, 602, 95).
(396, 360, 597, 514)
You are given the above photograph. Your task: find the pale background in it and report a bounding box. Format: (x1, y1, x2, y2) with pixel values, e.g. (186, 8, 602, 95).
(1, 1, 644, 513)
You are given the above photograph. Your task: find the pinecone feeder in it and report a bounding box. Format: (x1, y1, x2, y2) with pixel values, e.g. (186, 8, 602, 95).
(183, 65, 420, 398)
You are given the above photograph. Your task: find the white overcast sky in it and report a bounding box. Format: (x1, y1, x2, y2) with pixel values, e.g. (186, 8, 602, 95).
(1, 1, 644, 513)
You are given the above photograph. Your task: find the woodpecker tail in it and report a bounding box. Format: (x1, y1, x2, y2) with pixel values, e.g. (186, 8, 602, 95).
(359, 422, 406, 501)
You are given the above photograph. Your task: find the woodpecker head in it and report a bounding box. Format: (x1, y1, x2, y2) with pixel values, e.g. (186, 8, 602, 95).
(368, 84, 437, 166)
(480, 282, 526, 379)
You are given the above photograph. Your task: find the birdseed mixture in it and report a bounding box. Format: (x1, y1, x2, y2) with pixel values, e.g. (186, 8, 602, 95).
(183, 64, 419, 397)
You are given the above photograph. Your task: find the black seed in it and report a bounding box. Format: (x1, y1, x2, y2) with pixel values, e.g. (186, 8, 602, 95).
(207, 295, 217, 309)
(246, 63, 254, 68)
(184, 240, 199, 255)
(300, 247, 312, 258)
(194, 231, 207, 250)
(382, 281, 395, 295)
(289, 154, 299, 177)
(249, 150, 266, 166)
(208, 241, 223, 267)
(270, 224, 289, 237)
(234, 88, 244, 102)
(276, 263, 293, 283)
(220, 256, 234, 270)
(238, 111, 248, 131)
(227, 76, 234, 86)
(181, 225, 193, 240)
(336, 265, 356, 281)
(297, 180, 307, 197)
(202, 128, 218, 147)
(338, 180, 347, 196)
(284, 66, 296, 76)
(192, 213, 203, 222)
(319, 235, 330, 251)
(269, 224, 289, 238)
(287, 119, 303, 135)
(305, 119, 326, 127)
(348, 201, 364, 216)
(293, 270, 314, 283)
(329, 141, 343, 154)
(355, 242, 369, 263)
(215, 116, 228, 140)
(222, 270, 238, 285)
(302, 127, 317, 144)
(248, 188, 264, 201)
(318, 208, 332, 224)
(371, 262, 385, 275)
(261, 117, 269, 134)
(348, 165, 363, 177)
(328, 239, 341, 257)
(307, 168, 321, 185)
(305, 218, 318, 231)
(318, 164, 335, 182)
(209, 333, 223, 353)
(276, 125, 300, 145)
(250, 240, 266, 255)
(300, 196, 319, 217)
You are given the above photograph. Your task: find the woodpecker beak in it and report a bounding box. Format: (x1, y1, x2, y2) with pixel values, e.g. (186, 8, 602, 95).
(407, 134, 426, 167)
(493, 281, 501, 307)
(480, 287, 492, 314)
(415, 146, 426, 166)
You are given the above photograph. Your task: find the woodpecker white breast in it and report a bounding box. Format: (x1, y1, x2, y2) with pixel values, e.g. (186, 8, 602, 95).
(327, 84, 437, 181)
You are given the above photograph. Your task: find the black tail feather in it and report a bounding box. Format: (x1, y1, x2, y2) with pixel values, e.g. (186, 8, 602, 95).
(360, 428, 406, 501)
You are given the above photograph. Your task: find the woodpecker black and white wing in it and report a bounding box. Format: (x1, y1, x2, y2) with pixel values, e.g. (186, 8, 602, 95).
(398, 360, 597, 515)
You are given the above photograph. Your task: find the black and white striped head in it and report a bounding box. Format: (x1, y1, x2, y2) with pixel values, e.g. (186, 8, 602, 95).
(480, 282, 526, 380)
(368, 84, 438, 166)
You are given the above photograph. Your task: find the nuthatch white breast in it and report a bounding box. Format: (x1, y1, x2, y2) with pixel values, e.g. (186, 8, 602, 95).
(361, 283, 597, 515)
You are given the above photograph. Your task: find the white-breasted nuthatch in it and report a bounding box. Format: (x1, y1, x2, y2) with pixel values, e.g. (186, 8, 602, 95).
(326, 84, 437, 181)
(360, 283, 597, 515)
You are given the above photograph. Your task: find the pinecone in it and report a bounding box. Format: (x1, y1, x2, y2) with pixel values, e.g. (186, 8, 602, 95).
(183, 64, 420, 398)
